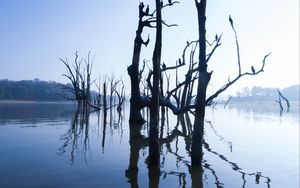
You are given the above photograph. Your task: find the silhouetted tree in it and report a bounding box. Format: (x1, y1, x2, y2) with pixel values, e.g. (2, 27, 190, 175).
(60, 52, 93, 108)
(277, 89, 290, 109)
(191, 0, 271, 166)
(128, 0, 270, 167)
(147, 0, 163, 167)
(60, 52, 126, 113)
(128, 1, 178, 123)
(127, 2, 151, 123)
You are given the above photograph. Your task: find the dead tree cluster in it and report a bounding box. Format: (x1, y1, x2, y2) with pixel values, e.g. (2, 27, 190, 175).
(59, 51, 93, 109)
(59, 52, 126, 113)
(128, 0, 271, 167)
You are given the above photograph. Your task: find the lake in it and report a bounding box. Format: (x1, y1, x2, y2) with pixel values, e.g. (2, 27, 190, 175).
(0, 102, 299, 188)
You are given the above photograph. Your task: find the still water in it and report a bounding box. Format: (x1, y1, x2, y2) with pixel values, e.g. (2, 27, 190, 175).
(0, 102, 298, 188)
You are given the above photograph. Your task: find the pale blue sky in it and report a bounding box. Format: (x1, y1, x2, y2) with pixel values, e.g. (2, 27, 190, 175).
(0, 0, 299, 95)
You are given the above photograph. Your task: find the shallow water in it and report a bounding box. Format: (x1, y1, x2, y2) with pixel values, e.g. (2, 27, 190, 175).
(0, 102, 298, 188)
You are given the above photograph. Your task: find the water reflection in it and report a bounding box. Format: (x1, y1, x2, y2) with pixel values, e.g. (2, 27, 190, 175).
(203, 139, 271, 188)
(206, 120, 232, 152)
(58, 109, 91, 164)
(227, 102, 299, 119)
(3, 103, 295, 187)
(58, 106, 125, 164)
(125, 110, 272, 188)
(0, 102, 76, 124)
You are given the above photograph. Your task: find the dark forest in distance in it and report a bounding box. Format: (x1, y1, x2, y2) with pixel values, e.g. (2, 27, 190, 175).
(0, 79, 298, 102)
(0, 79, 73, 101)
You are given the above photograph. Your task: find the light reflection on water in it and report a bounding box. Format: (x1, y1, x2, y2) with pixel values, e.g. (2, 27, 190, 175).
(0, 102, 298, 188)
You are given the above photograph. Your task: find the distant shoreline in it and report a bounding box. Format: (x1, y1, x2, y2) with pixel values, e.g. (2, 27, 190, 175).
(217, 100, 300, 107)
(0, 99, 75, 104)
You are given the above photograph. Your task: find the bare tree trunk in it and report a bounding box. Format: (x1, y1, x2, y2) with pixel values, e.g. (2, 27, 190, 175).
(160, 72, 166, 116)
(189, 166, 204, 188)
(103, 82, 107, 121)
(128, 3, 149, 123)
(86, 53, 92, 105)
(148, 0, 162, 167)
(148, 166, 160, 188)
(277, 89, 290, 109)
(125, 122, 144, 188)
(110, 78, 114, 109)
(224, 96, 232, 108)
(192, 0, 210, 167)
(275, 93, 283, 115)
(102, 82, 107, 151)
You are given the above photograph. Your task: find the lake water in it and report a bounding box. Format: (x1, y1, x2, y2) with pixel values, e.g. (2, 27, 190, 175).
(0, 102, 298, 188)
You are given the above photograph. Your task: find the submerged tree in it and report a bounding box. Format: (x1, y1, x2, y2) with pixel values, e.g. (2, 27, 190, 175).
(191, 0, 271, 166)
(128, 0, 179, 167)
(128, 0, 271, 167)
(59, 51, 93, 109)
(128, 1, 179, 123)
(275, 89, 290, 115)
(127, 2, 151, 123)
(148, 0, 163, 167)
(60, 52, 126, 114)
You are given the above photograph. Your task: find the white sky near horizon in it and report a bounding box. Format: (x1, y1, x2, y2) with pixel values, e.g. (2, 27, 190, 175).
(0, 0, 299, 97)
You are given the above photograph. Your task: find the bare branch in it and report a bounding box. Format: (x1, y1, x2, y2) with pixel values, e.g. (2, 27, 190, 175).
(167, 75, 198, 100)
(277, 89, 290, 109)
(230, 16, 241, 74)
(160, 97, 197, 115)
(162, 20, 178, 27)
(146, 70, 153, 94)
(206, 53, 271, 105)
(149, 1, 180, 16)
(206, 33, 223, 63)
(139, 59, 147, 80)
(224, 96, 232, 108)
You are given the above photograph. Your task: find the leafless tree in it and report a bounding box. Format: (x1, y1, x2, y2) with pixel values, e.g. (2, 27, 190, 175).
(59, 51, 96, 110)
(128, 0, 271, 167)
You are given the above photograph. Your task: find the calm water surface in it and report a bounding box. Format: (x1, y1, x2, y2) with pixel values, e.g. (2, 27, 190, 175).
(0, 102, 298, 188)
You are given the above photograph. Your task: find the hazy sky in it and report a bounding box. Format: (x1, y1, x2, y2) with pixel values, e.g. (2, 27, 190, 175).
(0, 0, 299, 95)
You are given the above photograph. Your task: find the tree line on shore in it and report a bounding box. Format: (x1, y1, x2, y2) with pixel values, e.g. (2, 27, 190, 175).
(231, 85, 299, 102)
(0, 79, 73, 101)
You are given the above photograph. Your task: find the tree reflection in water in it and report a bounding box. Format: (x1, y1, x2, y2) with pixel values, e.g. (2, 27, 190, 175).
(58, 105, 125, 165)
(126, 110, 271, 188)
(58, 106, 271, 187)
(58, 108, 91, 165)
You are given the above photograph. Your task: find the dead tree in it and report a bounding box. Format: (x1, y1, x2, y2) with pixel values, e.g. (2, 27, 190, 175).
(85, 52, 93, 105)
(190, 0, 271, 166)
(60, 52, 106, 111)
(127, 0, 178, 166)
(147, 0, 163, 168)
(277, 89, 290, 109)
(275, 93, 283, 114)
(224, 96, 233, 108)
(275, 89, 290, 114)
(128, 1, 179, 123)
(128, 1, 270, 167)
(94, 77, 102, 108)
(113, 81, 126, 112)
(127, 2, 151, 123)
(103, 81, 107, 116)
(109, 77, 121, 109)
(191, 0, 210, 167)
(60, 52, 86, 107)
(153, 1, 270, 166)
(145, 0, 179, 167)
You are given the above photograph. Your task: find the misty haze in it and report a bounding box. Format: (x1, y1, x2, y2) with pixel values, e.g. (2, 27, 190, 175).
(0, 1, 299, 188)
